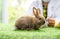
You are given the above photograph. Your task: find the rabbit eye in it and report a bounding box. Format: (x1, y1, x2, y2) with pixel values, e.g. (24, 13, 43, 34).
(39, 18, 41, 20)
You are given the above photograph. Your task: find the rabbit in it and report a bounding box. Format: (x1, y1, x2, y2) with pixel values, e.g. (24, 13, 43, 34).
(15, 7, 45, 30)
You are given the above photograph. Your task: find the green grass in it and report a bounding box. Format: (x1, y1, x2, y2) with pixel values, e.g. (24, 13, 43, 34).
(0, 23, 60, 39)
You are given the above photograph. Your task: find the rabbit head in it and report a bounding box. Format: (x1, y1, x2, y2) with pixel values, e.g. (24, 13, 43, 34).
(33, 7, 45, 25)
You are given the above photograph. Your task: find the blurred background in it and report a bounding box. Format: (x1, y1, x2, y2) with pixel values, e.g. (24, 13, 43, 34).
(0, 0, 35, 25)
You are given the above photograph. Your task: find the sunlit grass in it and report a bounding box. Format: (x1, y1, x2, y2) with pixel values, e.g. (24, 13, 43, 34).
(0, 23, 60, 39)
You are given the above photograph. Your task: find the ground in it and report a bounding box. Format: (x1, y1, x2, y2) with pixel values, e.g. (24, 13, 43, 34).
(0, 23, 60, 39)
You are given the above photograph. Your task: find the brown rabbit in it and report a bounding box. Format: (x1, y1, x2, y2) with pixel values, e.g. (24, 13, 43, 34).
(15, 7, 45, 30)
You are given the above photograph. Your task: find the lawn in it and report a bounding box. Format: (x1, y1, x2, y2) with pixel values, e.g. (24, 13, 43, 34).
(0, 23, 60, 39)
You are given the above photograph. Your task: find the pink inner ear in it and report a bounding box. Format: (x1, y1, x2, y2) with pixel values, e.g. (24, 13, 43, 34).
(33, 7, 37, 15)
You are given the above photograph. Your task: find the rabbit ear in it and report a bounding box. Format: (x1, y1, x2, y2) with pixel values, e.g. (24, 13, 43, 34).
(36, 8, 42, 18)
(33, 7, 38, 17)
(33, 7, 41, 18)
(37, 8, 41, 15)
(37, 9, 45, 20)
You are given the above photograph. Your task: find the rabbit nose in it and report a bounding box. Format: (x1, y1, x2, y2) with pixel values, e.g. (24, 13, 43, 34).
(43, 21, 45, 24)
(40, 20, 45, 25)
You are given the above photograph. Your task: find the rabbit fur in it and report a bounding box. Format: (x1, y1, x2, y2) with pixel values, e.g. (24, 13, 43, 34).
(15, 7, 45, 30)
